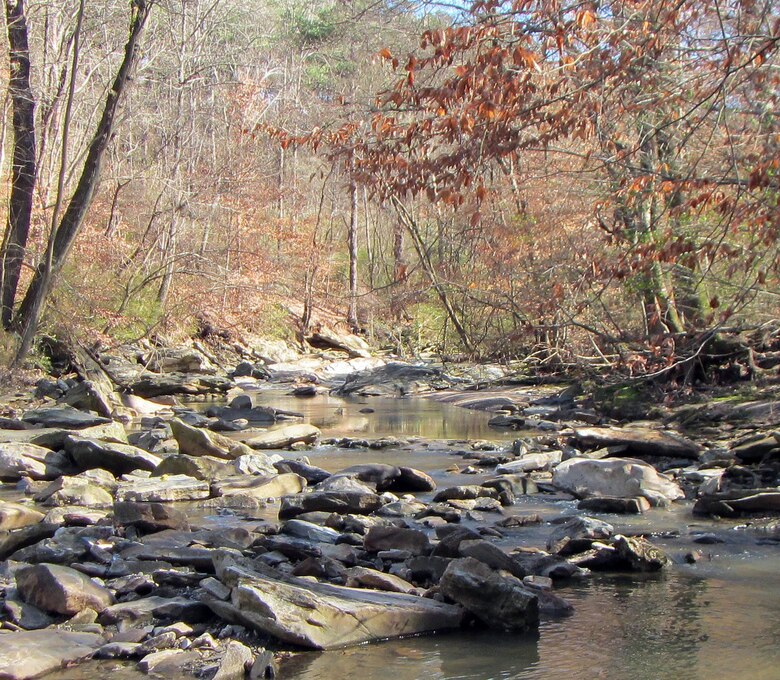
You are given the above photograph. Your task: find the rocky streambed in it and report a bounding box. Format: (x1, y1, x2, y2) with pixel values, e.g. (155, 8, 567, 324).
(0, 341, 778, 679)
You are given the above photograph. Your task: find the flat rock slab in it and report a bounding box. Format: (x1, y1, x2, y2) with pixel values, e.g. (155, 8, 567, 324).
(0, 422, 128, 448)
(170, 419, 252, 460)
(214, 559, 463, 649)
(0, 443, 71, 481)
(0, 630, 103, 680)
(572, 426, 703, 459)
(22, 406, 112, 429)
(115, 474, 210, 502)
(212, 473, 306, 499)
(243, 424, 320, 450)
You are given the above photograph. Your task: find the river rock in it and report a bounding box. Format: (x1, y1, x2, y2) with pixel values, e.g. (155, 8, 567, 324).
(99, 596, 212, 625)
(281, 519, 341, 544)
(244, 424, 320, 449)
(279, 491, 386, 519)
(496, 451, 563, 473)
(612, 535, 670, 571)
(693, 489, 780, 517)
(316, 475, 377, 494)
(35, 475, 115, 508)
(128, 372, 231, 398)
(0, 442, 71, 481)
(15, 563, 114, 615)
(439, 557, 539, 631)
(273, 459, 330, 484)
(0, 630, 103, 679)
(364, 526, 431, 556)
(0, 502, 44, 531)
(0, 523, 59, 560)
(22, 405, 112, 429)
(212, 473, 306, 499)
(306, 327, 372, 358)
(433, 485, 498, 503)
(396, 466, 437, 492)
(64, 435, 161, 475)
(151, 453, 232, 480)
(2, 593, 55, 630)
(552, 457, 684, 506)
(170, 418, 253, 460)
(335, 362, 455, 397)
(730, 432, 780, 462)
(113, 501, 190, 531)
(232, 452, 279, 476)
(115, 474, 210, 503)
(577, 496, 650, 514)
(140, 346, 216, 374)
(342, 566, 416, 594)
(210, 555, 463, 649)
(457, 539, 525, 577)
(547, 516, 614, 554)
(572, 426, 703, 459)
(212, 640, 254, 680)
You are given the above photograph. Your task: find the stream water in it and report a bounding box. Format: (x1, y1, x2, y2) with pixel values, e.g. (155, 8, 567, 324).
(27, 389, 780, 679)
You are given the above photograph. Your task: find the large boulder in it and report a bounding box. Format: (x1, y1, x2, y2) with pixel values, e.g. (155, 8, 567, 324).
(140, 346, 216, 374)
(0, 630, 103, 680)
(151, 453, 233, 480)
(128, 372, 231, 398)
(439, 557, 539, 631)
(209, 555, 463, 649)
(552, 457, 684, 506)
(335, 362, 455, 397)
(306, 327, 372, 358)
(64, 435, 161, 475)
(572, 426, 703, 460)
(113, 501, 190, 531)
(170, 418, 253, 459)
(15, 563, 114, 615)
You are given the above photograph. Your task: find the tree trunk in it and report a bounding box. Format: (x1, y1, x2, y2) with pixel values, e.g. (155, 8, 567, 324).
(346, 153, 359, 331)
(1, 0, 37, 329)
(13, 0, 153, 364)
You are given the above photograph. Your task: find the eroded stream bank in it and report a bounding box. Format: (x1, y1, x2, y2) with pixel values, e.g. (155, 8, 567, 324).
(0, 342, 778, 679)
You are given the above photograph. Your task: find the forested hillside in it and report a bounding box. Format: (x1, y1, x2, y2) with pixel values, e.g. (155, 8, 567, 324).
(0, 0, 777, 377)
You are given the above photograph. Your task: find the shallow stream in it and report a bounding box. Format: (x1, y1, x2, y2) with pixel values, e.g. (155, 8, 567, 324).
(35, 388, 780, 679)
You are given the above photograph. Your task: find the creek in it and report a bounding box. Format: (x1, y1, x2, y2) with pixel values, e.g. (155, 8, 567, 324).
(35, 388, 780, 679)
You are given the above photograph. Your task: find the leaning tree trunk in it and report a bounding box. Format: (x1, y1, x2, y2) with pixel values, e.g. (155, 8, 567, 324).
(13, 0, 153, 365)
(0, 0, 37, 330)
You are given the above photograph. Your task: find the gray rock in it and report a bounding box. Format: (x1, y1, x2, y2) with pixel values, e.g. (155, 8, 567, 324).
(0, 502, 44, 531)
(212, 473, 306, 499)
(0, 443, 71, 481)
(115, 474, 210, 502)
(213, 640, 253, 680)
(282, 519, 341, 544)
(152, 453, 233, 480)
(128, 372, 231, 398)
(279, 491, 387, 519)
(170, 418, 253, 460)
(496, 451, 562, 473)
(613, 535, 670, 571)
(99, 596, 212, 625)
(2, 593, 55, 630)
(552, 457, 684, 506)
(34, 475, 115, 508)
(363, 526, 431, 556)
(22, 406, 111, 429)
(273, 459, 330, 484)
(577, 496, 650, 514)
(547, 517, 614, 554)
(209, 554, 463, 649)
(243, 424, 320, 450)
(335, 362, 454, 397)
(457, 539, 525, 577)
(439, 557, 539, 631)
(0, 630, 103, 679)
(113, 501, 190, 531)
(572, 426, 703, 459)
(64, 435, 161, 475)
(344, 566, 418, 594)
(0, 522, 59, 560)
(15, 563, 114, 615)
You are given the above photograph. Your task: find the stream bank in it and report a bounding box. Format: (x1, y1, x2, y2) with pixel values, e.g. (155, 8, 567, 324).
(0, 337, 778, 679)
